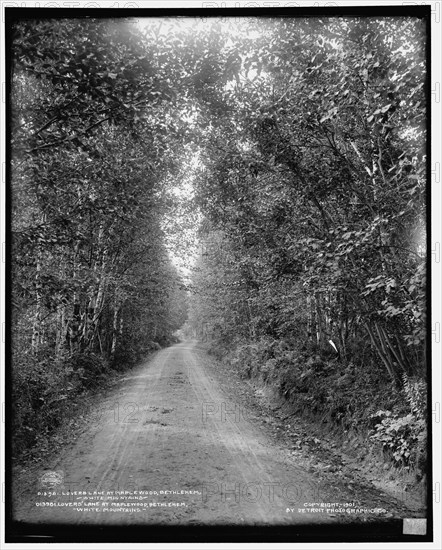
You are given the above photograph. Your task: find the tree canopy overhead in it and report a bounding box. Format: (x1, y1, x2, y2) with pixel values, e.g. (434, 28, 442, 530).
(8, 11, 427, 467)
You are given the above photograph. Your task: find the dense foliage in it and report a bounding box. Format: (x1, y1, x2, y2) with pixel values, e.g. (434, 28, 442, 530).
(10, 15, 427, 476)
(10, 18, 189, 456)
(185, 17, 427, 475)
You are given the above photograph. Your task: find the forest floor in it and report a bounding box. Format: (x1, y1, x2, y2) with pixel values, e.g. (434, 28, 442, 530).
(12, 341, 423, 529)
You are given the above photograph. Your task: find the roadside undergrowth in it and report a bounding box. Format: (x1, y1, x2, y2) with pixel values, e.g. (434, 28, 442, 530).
(207, 337, 427, 510)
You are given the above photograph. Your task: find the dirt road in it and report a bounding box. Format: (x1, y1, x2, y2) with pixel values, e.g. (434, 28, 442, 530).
(13, 341, 410, 527)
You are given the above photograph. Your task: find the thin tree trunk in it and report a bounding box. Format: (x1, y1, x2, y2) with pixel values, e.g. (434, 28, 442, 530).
(55, 304, 66, 360)
(378, 325, 409, 374)
(88, 246, 108, 350)
(365, 322, 397, 383)
(306, 293, 312, 340)
(31, 240, 43, 351)
(111, 302, 120, 356)
(67, 242, 81, 355)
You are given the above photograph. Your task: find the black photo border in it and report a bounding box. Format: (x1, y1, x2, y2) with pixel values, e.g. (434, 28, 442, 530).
(3, 4, 433, 544)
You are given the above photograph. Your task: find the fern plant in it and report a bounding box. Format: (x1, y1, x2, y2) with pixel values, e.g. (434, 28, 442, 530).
(402, 372, 426, 420)
(369, 374, 427, 469)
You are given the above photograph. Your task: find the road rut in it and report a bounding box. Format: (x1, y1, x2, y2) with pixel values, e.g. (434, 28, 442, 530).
(13, 341, 405, 526)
